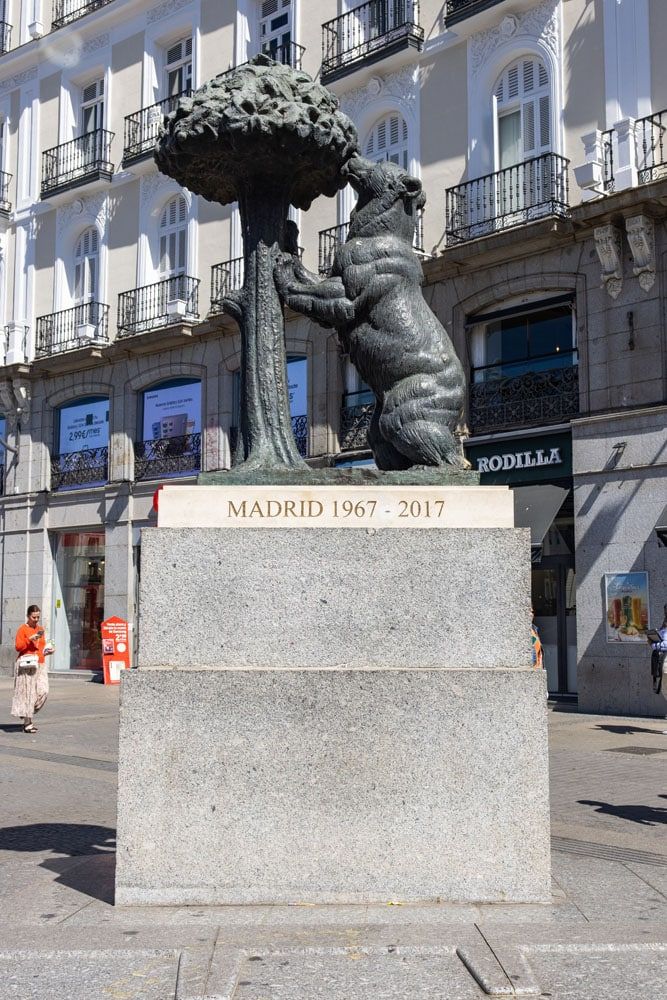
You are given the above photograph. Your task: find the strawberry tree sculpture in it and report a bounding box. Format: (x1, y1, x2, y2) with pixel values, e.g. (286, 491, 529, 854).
(156, 55, 358, 471)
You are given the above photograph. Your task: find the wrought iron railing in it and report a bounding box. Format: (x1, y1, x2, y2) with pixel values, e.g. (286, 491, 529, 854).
(210, 257, 244, 312)
(318, 209, 424, 274)
(0, 170, 11, 214)
(261, 40, 305, 69)
(133, 433, 201, 481)
(123, 91, 191, 165)
(41, 129, 114, 196)
(635, 109, 667, 184)
(602, 129, 615, 193)
(445, 153, 570, 245)
(230, 416, 308, 458)
(52, 0, 115, 30)
(470, 350, 579, 434)
(0, 20, 11, 54)
(51, 446, 108, 490)
(444, 0, 503, 25)
(322, 0, 423, 80)
(339, 390, 374, 451)
(35, 302, 110, 358)
(0, 463, 4, 495)
(117, 275, 199, 336)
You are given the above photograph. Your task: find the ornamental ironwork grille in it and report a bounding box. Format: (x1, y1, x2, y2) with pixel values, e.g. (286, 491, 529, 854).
(35, 303, 110, 358)
(636, 109, 667, 184)
(0, 20, 11, 54)
(133, 433, 201, 481)
(210, 257, 244, 312)
(123, 91, 192, 165)
(52, 0, 115, 30)
(469, 353, 579, 434)
(321, 0, 423, 81)
(41, 129, 114, 197)
(51, 447, 108, 490)
(339, 392, 374, 451)
(117, 276, 199, 337)
(602, 129, 615, 192)
(444, 0, 504, 26)
(445, 153, 570, 244)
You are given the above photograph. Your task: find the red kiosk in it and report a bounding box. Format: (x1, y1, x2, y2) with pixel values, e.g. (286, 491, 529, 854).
(101, 616, 131, 685)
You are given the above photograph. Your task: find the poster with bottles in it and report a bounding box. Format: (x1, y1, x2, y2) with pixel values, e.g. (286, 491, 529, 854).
(604, 572, 650, 642)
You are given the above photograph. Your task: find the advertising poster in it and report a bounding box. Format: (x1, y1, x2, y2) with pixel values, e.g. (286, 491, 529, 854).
(287, 357, 307, 417)
(101, 616, 131, 685)
(142, 381, 201, 442)
(604, 572, 650, 643)
(59, 398, 109, 455)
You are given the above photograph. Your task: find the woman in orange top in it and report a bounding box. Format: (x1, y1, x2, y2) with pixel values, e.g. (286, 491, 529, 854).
(12, 605, 53, 733)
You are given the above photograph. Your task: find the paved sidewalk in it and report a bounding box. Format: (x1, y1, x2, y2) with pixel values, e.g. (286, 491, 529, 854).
(0, 677, 665, 998)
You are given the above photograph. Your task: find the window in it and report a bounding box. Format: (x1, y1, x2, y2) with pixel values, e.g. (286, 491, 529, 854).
(494, 57, 550, 169)
(81, 79, 104, 135)
(165, 37, 192, 97)
(260, 0, 292, 62)
(74, 228, 99, 304)
(57, 396, 110, 456)
(141, 379, 201, 442)
(364, 113, 408, 170)
(158, 195, 187, 279)
(473, 301, 574, 383)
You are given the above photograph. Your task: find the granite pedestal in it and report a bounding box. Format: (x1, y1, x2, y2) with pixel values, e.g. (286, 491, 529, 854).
(116, 490, 550, 905)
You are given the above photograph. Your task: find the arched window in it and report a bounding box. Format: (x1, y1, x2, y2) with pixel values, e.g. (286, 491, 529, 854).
(158, 195, 187, 279)
(53, 396, 110, 490)
(74, 227, 99, 304)
(364, 112, 408, 170)
(494, 57, 551, 169)
(135, 377, 202, 481)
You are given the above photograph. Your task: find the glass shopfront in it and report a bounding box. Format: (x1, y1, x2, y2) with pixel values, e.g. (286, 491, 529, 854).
(465, 431, 576, 695)
(52, 532, 105, 671)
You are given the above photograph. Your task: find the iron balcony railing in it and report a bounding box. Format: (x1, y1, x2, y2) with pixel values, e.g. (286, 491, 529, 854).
(322, 0, 423, 81)
(41, 129, 114, 197)
(0, 170, 11, 215)
(117, 275, 200, 337)
(210, 257, 244, 312)
(123, 91, 192, 165)
(602, 129, 615, 193)
(445, 153, 570, 245)
(470, 349, 579, 434)
(0, 21, 11, 54)
(51, 447, 108, 490)
(230, 416, 308, 458)
(0, 463, 4, 495)
(52, 0, 115, 30)
(35, 302, 110, 358)
(134, 433, 201, 481)
(339, 389, 374, 451)
(261, 40, 305, 69)
(444, 0, 503, 26)
(636, 109, 667, 184)
(318, 209, 425, 274)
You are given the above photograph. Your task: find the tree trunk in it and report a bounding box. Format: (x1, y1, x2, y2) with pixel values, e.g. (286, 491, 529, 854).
(229, 185, 307, 471)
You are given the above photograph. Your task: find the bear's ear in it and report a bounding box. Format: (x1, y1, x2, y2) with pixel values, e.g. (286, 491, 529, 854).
(401, 175, 423, 202)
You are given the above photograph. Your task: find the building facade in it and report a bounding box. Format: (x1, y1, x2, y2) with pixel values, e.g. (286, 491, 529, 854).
(0, 0, 664, 716)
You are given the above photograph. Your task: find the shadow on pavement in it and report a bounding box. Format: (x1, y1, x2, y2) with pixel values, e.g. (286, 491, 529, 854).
(0, 724, 25, 732)
(578, 798, 667, 827)
(0, 823, 116, 904)
(595, 724, 667, 735)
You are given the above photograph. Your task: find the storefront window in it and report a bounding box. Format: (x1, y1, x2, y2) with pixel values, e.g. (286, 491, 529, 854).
(134, 378, 201, 480)
(53, 397, 109, 490)
(232, 357, 308, 457)
(478, 302, 574, 381)
(52, 532, 105, 671)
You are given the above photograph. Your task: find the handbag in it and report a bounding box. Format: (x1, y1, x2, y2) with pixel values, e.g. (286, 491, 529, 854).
(16, 653, 39, 673)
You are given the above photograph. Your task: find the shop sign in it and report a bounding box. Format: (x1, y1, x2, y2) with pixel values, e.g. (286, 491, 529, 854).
(142, 381, 201, 442)
(465, 431, 572, 485)
(101, 616, 131, 685)
(604, 572, 650, 643)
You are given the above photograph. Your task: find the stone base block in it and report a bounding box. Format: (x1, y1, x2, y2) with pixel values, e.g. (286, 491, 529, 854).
(116, 667, 550, 905)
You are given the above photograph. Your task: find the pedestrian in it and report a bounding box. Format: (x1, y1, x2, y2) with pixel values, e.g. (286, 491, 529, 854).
(11, 604, 53, 733)
(531, 607, 544, 669)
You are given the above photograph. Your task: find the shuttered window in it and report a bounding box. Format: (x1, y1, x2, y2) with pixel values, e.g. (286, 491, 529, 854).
(74, 228, 99, 304)
(165, 37, 192, 97)
(80, 79, 104, 135)
(364, 113, 409, 170)
(260, 0, 292, 60)
(494, 57, 551, 168)
(158, 195, 187, 278)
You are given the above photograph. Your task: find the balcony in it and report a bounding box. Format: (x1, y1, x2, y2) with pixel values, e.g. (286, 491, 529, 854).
(0, 21, 11, 55)
(339, 390, 374, 451)
(51, 447, 108, 490)
(41, 129, 114, 198)
(445, 153, 570, 245)
(35, 302, 110, 359)
(0, 170, 11, 216)
(636, 109, 667, 184)
(318, 210, 424, 274)
(321, 0, 423, 84)
(602, 129, 615, 193)
(230, 416, 308, 458)
(123, 91, 191, 166)
(52, 0, 115, 30)
(117, 275, 200, 337)
(261, 40, 304, 70)
(469, 350, 579, 435)
(444, 0, 503, 26)
(210, 257, 244, 313)
(133, 433, 201, 481)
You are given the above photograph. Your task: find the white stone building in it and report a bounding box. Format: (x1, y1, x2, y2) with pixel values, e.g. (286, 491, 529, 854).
(0, 0, 664, 715)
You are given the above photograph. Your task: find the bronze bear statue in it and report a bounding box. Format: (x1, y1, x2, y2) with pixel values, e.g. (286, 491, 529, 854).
(274, 154, 468, 470)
